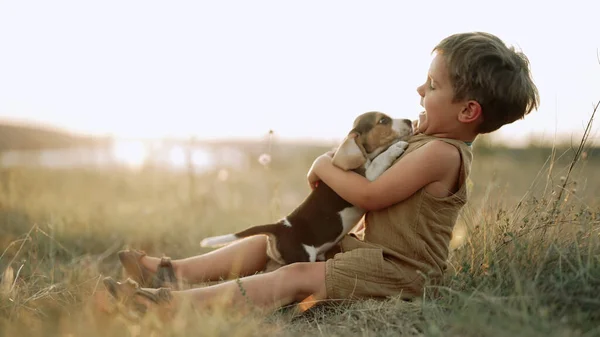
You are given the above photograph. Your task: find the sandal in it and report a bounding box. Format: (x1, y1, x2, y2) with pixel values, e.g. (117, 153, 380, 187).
(102, 277, 173, 319)
(118, 249, 180, 289)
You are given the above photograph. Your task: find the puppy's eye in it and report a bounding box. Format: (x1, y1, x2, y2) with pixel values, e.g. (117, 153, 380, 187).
(378, 117, 390, 124)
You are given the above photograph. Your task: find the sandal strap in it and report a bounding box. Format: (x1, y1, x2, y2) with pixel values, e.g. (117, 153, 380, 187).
(154, 257, 179, 289)
(134, 287, 173, 304)
(156, 288, 173, 303)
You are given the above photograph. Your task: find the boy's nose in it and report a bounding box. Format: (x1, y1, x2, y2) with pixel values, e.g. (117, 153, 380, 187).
(416, 84, 425, 97)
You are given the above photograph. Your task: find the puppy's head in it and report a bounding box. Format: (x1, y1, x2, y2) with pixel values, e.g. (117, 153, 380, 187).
(332, 111, 413, 170)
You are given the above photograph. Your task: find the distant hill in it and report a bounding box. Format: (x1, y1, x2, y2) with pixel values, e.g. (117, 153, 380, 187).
(0, 123, 109, 151)
(1, 122, 598, 166)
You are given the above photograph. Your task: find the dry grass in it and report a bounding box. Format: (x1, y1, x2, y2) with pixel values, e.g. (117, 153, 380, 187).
(1, 131, 600, 336)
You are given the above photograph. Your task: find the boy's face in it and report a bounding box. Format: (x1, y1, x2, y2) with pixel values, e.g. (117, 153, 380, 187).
(415, 53, 466, 136)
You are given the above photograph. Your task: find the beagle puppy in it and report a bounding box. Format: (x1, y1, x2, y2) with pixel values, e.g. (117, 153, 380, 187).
(200, 111, 413, 264)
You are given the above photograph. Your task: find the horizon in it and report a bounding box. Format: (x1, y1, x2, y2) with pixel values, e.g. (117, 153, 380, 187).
(2, 116, 598, 150)
(1, 1, 599, 148)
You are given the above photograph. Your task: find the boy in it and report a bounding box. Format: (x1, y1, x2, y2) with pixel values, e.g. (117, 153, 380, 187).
(103, 31, 539, 314)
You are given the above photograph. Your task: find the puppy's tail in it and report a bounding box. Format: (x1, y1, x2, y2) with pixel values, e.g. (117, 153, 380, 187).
(200, 234, 239, 247)
(200, 223, 282, 248)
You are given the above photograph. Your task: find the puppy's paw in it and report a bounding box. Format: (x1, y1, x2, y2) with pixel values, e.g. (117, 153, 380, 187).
(394, 140, 409, 149)
(388, 141, 409, 157)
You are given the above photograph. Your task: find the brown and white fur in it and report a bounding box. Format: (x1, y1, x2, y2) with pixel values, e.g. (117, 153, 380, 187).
(200, 111, 413, 264)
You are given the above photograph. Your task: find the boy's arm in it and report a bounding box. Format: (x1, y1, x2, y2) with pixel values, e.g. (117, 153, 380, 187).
(309, 141, 460, 211)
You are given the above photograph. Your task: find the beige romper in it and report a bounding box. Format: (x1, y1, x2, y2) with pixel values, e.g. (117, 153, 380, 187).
(323, 134, 473, 300)
(263, 134, 473, 300)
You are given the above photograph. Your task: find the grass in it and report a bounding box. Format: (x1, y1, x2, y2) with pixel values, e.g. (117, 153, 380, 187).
(1, 130, 600, 336)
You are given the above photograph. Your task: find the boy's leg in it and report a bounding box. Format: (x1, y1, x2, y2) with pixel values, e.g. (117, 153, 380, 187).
(152, 262, 327, 312)
(138, 236, 269, 283)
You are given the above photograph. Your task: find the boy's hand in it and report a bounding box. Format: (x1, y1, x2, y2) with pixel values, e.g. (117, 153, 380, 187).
(412, 119, 420, 134)
(307, 151, 335, 190)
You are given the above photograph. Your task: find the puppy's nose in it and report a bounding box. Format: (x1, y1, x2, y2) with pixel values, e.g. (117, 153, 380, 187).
(402, 119, 413, 128)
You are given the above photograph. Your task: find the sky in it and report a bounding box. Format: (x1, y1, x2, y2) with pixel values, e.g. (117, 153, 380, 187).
(0, 0, 599, 146)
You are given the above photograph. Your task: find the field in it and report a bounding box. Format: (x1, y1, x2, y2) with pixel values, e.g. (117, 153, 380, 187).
(1, 138, 600, 337)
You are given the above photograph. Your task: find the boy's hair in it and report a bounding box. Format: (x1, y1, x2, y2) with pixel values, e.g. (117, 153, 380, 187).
(433, 32, 540, 134)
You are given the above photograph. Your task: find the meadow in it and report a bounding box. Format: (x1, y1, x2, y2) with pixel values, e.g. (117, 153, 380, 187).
(1, 134, 599, 336)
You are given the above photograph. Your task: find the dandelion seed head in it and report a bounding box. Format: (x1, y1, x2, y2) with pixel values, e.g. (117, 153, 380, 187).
(258, 153, 271, 166)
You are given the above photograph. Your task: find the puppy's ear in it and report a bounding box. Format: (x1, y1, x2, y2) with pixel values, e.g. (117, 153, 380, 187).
(332, 133, 367, 170)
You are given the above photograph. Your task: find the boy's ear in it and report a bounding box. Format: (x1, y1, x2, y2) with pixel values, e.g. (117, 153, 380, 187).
(332, 133, 367, 170)
(459, 100, 482, 123)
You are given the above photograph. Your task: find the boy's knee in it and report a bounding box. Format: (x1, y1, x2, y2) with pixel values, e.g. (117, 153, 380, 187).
(276, 262, 326, 299)
(277, 262, 312, 278)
